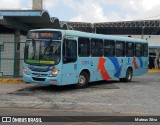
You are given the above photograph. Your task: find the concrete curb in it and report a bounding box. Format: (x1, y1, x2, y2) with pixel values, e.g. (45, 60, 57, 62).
(0, 78, 26, 84)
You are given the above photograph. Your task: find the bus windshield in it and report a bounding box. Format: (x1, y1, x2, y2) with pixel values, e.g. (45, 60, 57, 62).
(24, 39, 61, 66)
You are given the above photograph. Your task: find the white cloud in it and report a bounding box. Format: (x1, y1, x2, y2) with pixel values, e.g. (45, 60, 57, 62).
(1, 0, 160, 22)
(62, 0, 108, 22)
(44, 0, 59, 9)
(0, 0, 21, 9)
(142, 0, 160, 10)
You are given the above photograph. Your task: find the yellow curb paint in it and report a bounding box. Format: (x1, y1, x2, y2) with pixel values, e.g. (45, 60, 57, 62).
(0, 78, 26, 84)
(148, 69, 160, 73)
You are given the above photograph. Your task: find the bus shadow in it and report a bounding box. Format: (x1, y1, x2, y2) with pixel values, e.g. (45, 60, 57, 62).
(88, 80, 120, 89)
(8, 85, 77, 96)
(9, 80, 129, 95)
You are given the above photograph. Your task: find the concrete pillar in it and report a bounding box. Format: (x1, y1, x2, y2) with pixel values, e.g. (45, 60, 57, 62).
(32, 0, 43, 10)
(14, 28, 20, 77)
(94, 27, 97, 33)
(155, 51, 160, 69)
(141, 27, 145, 39)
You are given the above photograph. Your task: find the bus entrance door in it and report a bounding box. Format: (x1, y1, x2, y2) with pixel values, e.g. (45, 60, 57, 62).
(61, 39, 78, 85)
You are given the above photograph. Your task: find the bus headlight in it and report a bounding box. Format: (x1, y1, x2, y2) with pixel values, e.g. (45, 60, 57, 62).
(23, 67, 29, 75)
(49, 69, 60, 77)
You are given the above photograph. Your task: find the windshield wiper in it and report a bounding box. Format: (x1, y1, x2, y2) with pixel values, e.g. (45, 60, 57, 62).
(52, 42, 61, 54)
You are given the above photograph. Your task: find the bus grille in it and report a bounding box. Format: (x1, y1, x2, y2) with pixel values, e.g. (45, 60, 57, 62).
(32, 73, 48, 77)
(32, 77, 46, 82)
(30, 68, 49, 72)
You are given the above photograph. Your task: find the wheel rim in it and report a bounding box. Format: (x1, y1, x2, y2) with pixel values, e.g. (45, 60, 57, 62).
(127, 70, 132, 80)
(79, 75, 86, 86)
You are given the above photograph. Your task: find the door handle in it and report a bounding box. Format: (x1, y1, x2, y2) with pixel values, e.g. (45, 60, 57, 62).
(74, 64, 77, 70)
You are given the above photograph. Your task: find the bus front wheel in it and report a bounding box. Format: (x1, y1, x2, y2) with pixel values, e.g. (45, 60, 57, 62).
(120, 68, 133, 82)
(75, 72, 89, 89)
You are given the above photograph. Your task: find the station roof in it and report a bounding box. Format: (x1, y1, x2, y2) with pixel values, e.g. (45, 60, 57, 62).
(65, 20, 160, 35)
(0, 10, 67, 33)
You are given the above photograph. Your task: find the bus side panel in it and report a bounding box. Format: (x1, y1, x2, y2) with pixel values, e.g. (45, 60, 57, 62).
(77, 57, 118, 82)
(118, 56, 148, 78)
(61, 74, 78, 85)
(103, 57, 119, 80)
(77, 57, 100, 82)
(61, 62, 79, 85)
(133, 57, 148, 76)
(76, 56, 148, 84)
(119, 57, 134, 78)
(77, 57, 109, 82)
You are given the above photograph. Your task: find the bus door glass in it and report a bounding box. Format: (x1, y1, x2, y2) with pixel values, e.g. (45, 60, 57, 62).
(143, 43, 148, 69)
(62, 39, 78, 85)
(126, 42, 134, 66)
(115, 41, 126, 77)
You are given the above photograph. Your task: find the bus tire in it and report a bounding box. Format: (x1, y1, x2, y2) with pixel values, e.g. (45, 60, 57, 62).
(119, 68, 133, 82)
(75, 72, 89, 89)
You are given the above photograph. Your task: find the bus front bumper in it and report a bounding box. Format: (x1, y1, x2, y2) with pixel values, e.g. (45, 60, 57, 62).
(23, 73, 61, 86)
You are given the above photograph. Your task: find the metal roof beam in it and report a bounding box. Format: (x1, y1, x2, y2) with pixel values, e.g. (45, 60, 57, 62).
(94, 20, 160, 28)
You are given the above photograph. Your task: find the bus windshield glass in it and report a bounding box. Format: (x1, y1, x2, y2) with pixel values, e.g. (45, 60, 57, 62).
(24, 40, 61, 66)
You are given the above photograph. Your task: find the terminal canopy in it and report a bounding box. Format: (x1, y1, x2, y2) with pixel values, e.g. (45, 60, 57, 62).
(0, 10, 61, 33)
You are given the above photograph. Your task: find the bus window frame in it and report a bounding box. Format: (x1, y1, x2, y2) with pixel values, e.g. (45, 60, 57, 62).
(115, 41, 125, 57)
(91, 38, 103, 57)
(143, 43, 148, 57)
(135, 43, 143, 57)
(126, 42, 134, 57)
(104, 39, 115, 57)
(63, 39, 77, 64)
(78, 37, 91, 57)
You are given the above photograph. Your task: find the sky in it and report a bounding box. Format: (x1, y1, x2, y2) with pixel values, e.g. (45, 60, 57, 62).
(1, 0, 160, 23)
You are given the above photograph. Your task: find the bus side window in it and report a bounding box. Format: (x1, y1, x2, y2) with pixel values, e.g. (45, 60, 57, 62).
(63, 39, 77, 63)
(126, 42, 134, 57)
(104, 40, 115, 57)
(91, 38, 103, 57)
(143, 43, 148, 57)
(78, 37, 90, 57)
(135, 43, 143, 57)
(116, 41, 125, 57)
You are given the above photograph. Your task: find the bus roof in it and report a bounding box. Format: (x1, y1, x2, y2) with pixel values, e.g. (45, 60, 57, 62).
(29, 29, 147, 43)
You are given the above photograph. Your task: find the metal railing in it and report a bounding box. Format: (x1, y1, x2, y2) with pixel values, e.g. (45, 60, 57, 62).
(0, 42, 25, 77)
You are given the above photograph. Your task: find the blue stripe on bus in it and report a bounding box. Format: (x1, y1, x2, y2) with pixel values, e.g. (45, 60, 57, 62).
(108, 57, 121, 78)
(137, 57, 143, 68)
(114, 65, 122, 78)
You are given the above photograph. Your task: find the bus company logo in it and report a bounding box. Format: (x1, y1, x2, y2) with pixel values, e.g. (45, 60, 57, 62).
(82, 61, 89, 65)
(37, 73, 41, 77)
(82, 60, 94, 66)
(2, 117, 11, 122)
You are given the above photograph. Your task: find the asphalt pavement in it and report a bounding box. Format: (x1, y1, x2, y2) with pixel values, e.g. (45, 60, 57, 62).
(0, 72, 160, 124)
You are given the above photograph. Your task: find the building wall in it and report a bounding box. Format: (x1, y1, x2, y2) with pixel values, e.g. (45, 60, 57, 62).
(20, 35, 26, 76)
